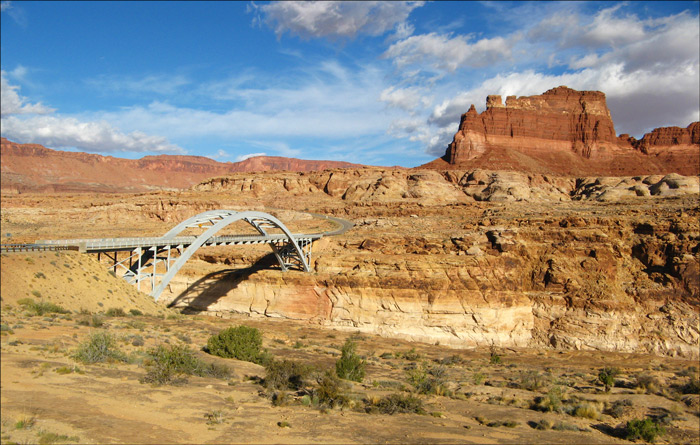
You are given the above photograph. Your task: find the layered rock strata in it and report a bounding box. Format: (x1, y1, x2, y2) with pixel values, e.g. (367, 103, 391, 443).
(156, 171, 699, 359)
(432, 86, 700, 176)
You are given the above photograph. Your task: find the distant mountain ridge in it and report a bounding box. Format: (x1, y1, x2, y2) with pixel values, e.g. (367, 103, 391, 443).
(0, 138, 364, 193)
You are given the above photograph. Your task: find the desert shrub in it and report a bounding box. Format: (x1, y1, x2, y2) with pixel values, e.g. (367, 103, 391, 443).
(335, 339, 365, 382)
(532, 386, 564, 413)
(489, 344, 502, 365)
(77, 313, 104, 327)
(105, 307, 126, 317)
(552, 421, 586, 431)
(37, 431, 80, 445)
(406, 362, 447, 395)
(472, 372, 485, 385)
(519, 370, 548, 391)
(130, 335, 145, 347)
(264, 359, 311, 391)
(598, 366, 620, 392)
(634, 373, 661, 394)
(365, 392, 425, 415)
(129, 309, 143, 316)
(487, 420, 518, 428)
(73, 331, 127, 364)
(606, 398, 633, 418)
(315, 369, 350, 408)
(572, 402, 601, 420)
(625, 417, 666, 443)
(142, 343, 229, 385)
(532, 419, 552, 430)
(397, 347, 421, 361)
(681, 376, 700, 394)
(437, 354, 463, 366)
(206, 325, 268, 364)
(18, 298, 69, 316)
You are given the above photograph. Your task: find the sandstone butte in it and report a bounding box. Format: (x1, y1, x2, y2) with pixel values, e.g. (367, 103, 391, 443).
(423, 86, 700, 176)
(0, 137, 364, 193)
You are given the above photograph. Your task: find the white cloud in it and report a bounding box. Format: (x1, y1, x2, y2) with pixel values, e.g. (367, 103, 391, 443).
(0, 71, 184, 154)
(254, 1, 424, 39)
(377, 4, 699, 158)
(0, 1, 11, 12)
(85, 74, 191, 95)
(1, 115, 184, 153)
(0, 70, 54, 116)
(384, 32, 516, 73)
(379, 86, 430, 112)
(235, 152, 267, 162)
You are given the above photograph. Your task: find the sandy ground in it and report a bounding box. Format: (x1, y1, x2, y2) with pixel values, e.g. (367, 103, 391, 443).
(1, 252, 699, 444)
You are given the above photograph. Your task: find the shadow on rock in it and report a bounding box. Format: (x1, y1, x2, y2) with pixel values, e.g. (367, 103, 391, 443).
(168, 253, 277, 312)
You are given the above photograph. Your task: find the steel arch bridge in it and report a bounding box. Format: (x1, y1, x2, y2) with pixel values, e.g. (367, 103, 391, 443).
(37, 210, 322, 301)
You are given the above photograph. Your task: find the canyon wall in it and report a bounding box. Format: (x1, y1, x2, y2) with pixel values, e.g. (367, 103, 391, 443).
(156, 169, 699, 358)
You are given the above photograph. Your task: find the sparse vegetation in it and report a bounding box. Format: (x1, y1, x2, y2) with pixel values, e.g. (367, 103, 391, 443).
(141, 343, 230, 385)
(206, 325, 268, 364)
(625, 417, 666, 443)
(263, 359, 311, 391)
(72, 331, 127, 364)
(335, 338, 365, 382)
(364, 392, 425, 415)
(406, 362, 448, 395)
(105, 307, 126, 317)
(314, 369, 351, 409)
(489, 344, 502, 365)
(18, 298, 69, 316)
(598, 366, 619, 392)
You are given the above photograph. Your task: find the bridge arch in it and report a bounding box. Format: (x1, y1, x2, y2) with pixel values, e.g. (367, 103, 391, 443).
(151, 210, 310, 301)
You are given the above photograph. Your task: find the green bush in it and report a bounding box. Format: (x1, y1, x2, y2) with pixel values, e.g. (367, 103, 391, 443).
(129, 309, 143, 316)
(206, 325, 267, 364)
(72, 331, 127, 364)
(365, 393, 425, 415)
(335, 339, 365, 382)
(625, 417, 666, 443)
(315, 369, 351, 408)
(532, 386, 564, 413)
(598, 367, 619, 392)
(264, 359, 311, 391)
(406, 362, 447, 395)
(105, 307, 126, 317)
(18, 298, 69, 316)
(519, 370, 548, 391)
(142, 343, 229, 385)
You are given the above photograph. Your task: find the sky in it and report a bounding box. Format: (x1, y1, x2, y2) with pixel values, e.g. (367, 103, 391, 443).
(1, 1, 698, 167)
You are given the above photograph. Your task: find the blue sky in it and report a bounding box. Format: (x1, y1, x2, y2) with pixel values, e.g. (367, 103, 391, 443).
(1, 1, 698, 167)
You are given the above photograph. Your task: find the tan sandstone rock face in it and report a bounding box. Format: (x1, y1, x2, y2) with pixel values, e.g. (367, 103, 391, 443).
(431, 86, 700, 176)
(139, 171, 700, 359)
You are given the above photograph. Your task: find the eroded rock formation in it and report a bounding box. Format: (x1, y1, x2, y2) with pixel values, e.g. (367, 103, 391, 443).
(430, 86, 700, 176)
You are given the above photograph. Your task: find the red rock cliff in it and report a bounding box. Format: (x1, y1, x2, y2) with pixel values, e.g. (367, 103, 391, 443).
(435, 86, 699, 176)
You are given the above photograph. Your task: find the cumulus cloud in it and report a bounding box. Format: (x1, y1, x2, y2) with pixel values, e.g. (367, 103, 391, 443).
(384, 32, 516, 73)
(253, 1, 424, 39)
(1, 115, 184, 153)
(379, 4, 699, 158)
(1, 72, 184, 154)
(379, 86, 430, 112)
(1, 70, 54, 116)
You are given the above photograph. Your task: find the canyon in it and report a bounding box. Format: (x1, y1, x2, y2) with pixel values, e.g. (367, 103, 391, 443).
(1, 86, 699, 444)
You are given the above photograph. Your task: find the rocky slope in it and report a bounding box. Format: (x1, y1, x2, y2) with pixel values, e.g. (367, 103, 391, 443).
(0, 138, 362, 193)
(5, 167, 695, 359)
(426, 86, 700, 176)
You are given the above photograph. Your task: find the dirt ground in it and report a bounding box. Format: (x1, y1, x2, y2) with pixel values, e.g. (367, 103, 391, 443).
(1, 188, 699, 444)
(1, 253, 699, 444)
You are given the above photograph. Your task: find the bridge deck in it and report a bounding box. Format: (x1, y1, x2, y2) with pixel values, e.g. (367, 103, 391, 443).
(34, 233, 323, 252)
